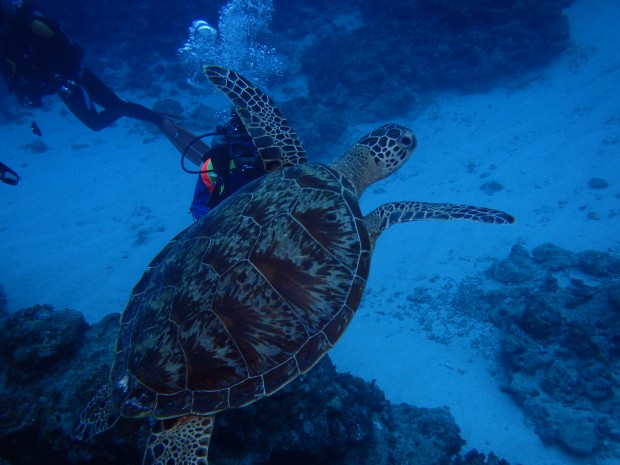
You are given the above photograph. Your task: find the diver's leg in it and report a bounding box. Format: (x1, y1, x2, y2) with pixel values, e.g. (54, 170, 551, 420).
(80, 68, 163, 125)
(123, 101, 165, 124)
(78, 68, 125, 109)
(58, 79, 121, 131)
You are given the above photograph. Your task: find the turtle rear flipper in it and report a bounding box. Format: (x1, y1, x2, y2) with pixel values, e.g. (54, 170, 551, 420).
(73, 383, 120, 440)
(143, 415, 214, 465)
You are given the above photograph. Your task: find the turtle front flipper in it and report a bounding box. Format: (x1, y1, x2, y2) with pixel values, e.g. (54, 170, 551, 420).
(73, 383, 120, 440)
(143, 415, 215, 465)
(204, 65, 307, 172)
(365, 201, 515, 248)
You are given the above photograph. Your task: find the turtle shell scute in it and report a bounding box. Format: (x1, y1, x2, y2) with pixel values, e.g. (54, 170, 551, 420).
(229, 375, 265, 408)
(154, 390, 193, 418)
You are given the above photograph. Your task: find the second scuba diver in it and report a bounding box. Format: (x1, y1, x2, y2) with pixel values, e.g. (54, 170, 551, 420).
(0, 0, 205, 185)
(0, 1, 265, 213)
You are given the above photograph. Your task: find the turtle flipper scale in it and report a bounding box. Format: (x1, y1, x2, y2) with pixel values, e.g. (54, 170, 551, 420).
(143, 415, 214, 465)
(73, 383, 120, 440)
(204, 65, 307, 172)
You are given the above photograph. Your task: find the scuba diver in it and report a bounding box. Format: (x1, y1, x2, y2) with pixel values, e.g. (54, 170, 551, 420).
(0, 1, 264, 204)
(0, 0, 170, 129)
(185, 111, 265, 220)
(0, 0, 204, 186)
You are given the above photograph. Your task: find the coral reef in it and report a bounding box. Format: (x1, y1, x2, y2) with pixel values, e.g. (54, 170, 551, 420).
(301, 0, 574, 122)
(456, 244, 620, 458)
(1, 305, 86, 367)
(0, 307, 130, 465)
(452, 450, 513, 465)
(0, 284, 6, 315)
(0, 304, 509, 465)
(22, 0, 576, 150)
(210, 362, 464, 465)
(395, 243, 619, 459)
(489, 244, 620, 457)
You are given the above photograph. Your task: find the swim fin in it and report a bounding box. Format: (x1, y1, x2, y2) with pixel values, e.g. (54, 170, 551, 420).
(0, 161, 20, 186)
(159, 118, 208, 166)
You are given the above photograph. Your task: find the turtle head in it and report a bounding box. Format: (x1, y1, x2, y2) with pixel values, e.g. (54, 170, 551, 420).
(332, 123, 416, 197)
(358, 123, 416, 178)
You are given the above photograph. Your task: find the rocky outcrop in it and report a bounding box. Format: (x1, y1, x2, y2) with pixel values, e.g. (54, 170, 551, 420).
(484, 244, 620, 457)
(0, 304, 510, 465)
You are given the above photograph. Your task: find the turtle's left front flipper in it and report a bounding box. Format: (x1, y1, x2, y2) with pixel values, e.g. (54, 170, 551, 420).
(73, 383, 120, 440)
(143, 415, 215, 465)
(365, 201, 515, 248)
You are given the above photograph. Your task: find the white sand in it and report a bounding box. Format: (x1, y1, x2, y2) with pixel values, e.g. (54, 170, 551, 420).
(1, 0, 619, 464)
(331, 1, 620, 464)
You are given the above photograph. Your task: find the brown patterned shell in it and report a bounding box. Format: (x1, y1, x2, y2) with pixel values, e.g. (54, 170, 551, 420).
(111, 163, 371, 420)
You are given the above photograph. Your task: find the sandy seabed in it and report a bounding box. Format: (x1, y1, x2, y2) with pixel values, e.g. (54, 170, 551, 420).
(1, 0, 619, 464)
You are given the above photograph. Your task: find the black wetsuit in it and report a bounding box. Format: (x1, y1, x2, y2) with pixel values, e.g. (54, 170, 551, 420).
(58, 68, 163, 131)
(0, 2, 163, 130)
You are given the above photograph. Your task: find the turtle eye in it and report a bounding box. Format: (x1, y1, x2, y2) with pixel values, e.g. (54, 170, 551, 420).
(401, 136, 412, 146)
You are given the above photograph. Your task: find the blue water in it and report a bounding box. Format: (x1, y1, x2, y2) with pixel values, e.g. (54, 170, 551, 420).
(1, 1, 619, 464)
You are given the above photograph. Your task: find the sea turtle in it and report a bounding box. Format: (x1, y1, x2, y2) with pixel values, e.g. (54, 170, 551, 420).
(74, 66, 514, 465)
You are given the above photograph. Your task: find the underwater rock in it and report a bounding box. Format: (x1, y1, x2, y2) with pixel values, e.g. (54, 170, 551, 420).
(0, 310, 133, 465)
(153, 98, 184, 118)
(500, 327, 552, 375)
(479, 181, 504, 196)
(0, 284, 6, 316)
(486, 244, 535, 284)
(564, 278, 595, 309)
(278, 96, 349, 161)
(0, 305, 86, 368)
(0, 305, 500, 465)
(21, 139, 49, 154)
(479, 244, 620, 458)
(608, 280, 620, 312)
(302, 0, 574, 121)
(516, 297, 562, 340)
(587, 177, 609, 189)
(210, 361, 464, 465)
(452, 449, 513, 465)
(388, 404, 464, 464)
(530, 242, 576, 271)
(576, 249, 620, 277)
(536, 403, 600, 456)
(188, 103, 221, 133)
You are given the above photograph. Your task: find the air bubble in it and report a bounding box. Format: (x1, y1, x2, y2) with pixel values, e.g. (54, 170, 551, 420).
(179, 0, 286, 91)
